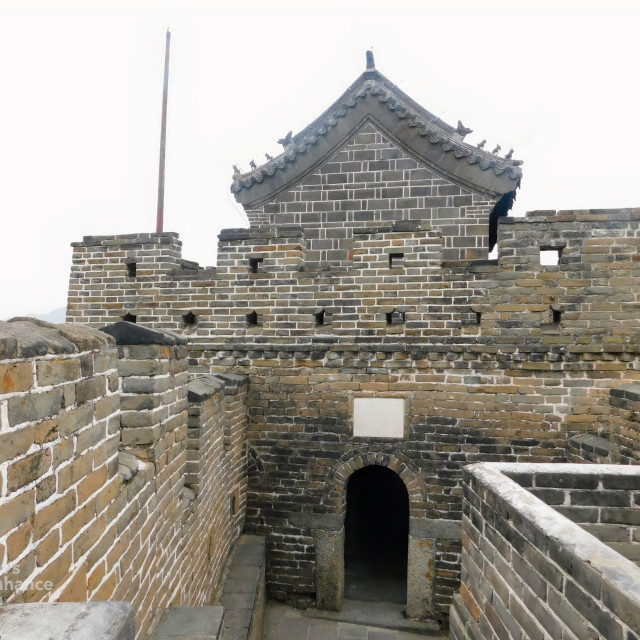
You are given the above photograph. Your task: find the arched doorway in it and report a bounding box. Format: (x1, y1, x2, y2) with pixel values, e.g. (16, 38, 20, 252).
(344, 465, 409, 603)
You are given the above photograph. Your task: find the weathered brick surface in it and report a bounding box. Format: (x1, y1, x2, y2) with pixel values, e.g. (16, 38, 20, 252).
(0, 320, 248, 639)
(452, 463, 640, 640)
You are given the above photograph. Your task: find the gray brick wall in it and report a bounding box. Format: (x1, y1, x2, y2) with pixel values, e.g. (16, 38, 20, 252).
(452, 463, 640, 640)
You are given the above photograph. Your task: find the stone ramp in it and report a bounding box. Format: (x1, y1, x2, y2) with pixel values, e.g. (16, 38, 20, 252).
(303, 599, 445, 637)
(0, 602, 135, 640)
(218, 535, 266, 640)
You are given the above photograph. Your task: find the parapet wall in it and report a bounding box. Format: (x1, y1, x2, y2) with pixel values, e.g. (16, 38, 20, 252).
(451, 463, 640, 640)
(0, 319, 248, 638)
(67, 208, 640, 351)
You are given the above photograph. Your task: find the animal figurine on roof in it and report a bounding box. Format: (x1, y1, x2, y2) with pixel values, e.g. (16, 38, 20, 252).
(456, 120, 473, 138)
(277, 131, 293, 148)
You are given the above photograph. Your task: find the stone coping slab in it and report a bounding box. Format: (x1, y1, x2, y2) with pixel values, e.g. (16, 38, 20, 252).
(102, 321, 188, 346)
(0, 601, 134, 640)
(187, 374, 248, 403)
(569, 433, 613, 457)
(72, 232, 179, 246)
(0, 318, 115, 359)
(187, 375, 225, 402)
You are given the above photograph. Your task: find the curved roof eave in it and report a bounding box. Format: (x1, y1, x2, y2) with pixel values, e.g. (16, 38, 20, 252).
(231, 69, 522, 209)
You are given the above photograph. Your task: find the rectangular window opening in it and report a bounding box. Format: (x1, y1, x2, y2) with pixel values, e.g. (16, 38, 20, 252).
(553, 309, 562, 325)
(249, 258, 264, 273)
(126, 262, 137, 278)
(540, 247, 562, 266)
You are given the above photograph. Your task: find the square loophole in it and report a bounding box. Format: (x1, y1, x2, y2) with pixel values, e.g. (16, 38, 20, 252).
(246, 311, 260, 327)
(386, 309, 405, 325)
(540, 247, 562, 266)
(182, 311, 197, 326)
(389, 252, 405, 269)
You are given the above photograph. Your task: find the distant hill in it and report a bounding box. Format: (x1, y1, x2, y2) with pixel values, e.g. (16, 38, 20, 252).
(33, 307, 67, 323)
(3, 306, 67, 324)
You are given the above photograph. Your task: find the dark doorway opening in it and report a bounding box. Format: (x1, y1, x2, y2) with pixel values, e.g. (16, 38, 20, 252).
(344, 465, 409, 604)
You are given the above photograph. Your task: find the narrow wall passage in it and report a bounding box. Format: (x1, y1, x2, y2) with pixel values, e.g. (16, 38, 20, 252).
(344, 465, 409, 604)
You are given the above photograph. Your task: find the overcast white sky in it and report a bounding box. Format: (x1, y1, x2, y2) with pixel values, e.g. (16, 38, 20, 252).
(0, 0, 638, 319)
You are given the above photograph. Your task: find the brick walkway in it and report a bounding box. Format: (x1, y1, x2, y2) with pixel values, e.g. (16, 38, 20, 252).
(264, 602, 445, 639)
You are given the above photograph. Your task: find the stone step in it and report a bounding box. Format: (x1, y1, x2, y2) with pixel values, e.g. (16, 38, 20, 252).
(304, 599, 445, 637)
(148, 606, 224, 640)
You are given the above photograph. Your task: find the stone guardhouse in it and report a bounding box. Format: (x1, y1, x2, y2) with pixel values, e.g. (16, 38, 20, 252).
(66, 52, 640, 632)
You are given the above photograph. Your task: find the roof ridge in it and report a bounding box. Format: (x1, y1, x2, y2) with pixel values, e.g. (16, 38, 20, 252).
(231, 76, 522, 194)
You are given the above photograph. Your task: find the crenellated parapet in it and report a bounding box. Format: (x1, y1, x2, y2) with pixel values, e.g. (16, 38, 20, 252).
(471, 208, 640, 346)
(66, 209, 640, 354)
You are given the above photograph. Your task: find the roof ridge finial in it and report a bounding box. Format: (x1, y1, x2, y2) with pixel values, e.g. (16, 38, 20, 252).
(366, 50, 375, 70)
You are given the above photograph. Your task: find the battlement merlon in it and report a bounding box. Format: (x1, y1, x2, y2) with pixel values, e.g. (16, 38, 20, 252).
(217, 225, 306, 271)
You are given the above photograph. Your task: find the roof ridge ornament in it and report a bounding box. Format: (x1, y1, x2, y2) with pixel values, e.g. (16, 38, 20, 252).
(366, 50, 375, 70)
(277, 131, 293, 148)
(455, 120, 473, 140)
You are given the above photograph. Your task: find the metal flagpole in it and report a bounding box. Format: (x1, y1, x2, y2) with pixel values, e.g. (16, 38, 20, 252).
(156, 29, 171, 233)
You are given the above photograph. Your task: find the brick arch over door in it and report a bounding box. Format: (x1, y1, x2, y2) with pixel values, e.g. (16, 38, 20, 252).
(322, 450, 431, 518)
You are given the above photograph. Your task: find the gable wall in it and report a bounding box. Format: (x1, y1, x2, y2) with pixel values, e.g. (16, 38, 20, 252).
(245, 124, 497, 263)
